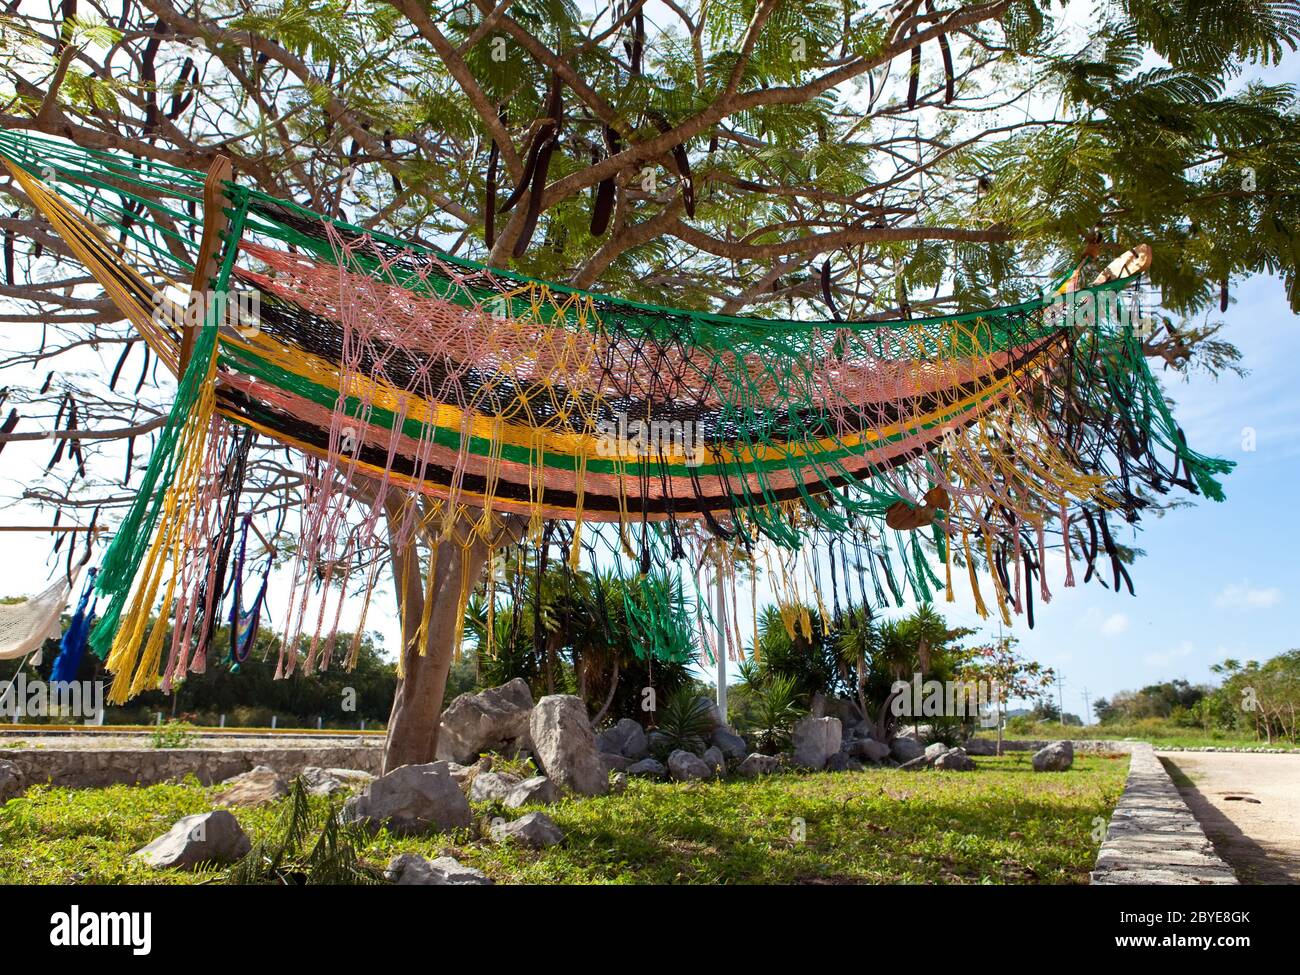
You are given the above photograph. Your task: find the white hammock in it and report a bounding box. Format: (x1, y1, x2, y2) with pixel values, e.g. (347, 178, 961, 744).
(0, 567, 79, 663)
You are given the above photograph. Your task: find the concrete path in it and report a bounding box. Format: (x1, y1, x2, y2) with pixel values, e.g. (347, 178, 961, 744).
(1159, 751, 1300, 884)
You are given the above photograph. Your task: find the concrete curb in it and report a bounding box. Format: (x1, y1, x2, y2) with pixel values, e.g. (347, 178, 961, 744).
(1090, 742, 1237, 885)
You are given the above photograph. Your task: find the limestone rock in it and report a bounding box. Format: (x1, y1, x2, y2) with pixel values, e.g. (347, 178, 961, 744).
(436, 678, 534, 765)
(1033, 740, 1074, 772)
(710, 726, 749, 763)
(601, 753, 631, 774)
(702, 745, 726, 776)
(848, 738, 891, 763)
(469, 771, 523, 803)
(890, 736, 925, 763)
(134, 810, 251, 870)
(386, 853, 493, 886)
(737, 753, 781, 778)
(214, 765, 288, 807)
(792, 716, 842, 770)
(502, 775, 557, 808)
(528, 695, 609, 796)
(490, 811, 564, 849)
(626, 757, 666, 779)
(934, 747, 976, 771)
(924, 742, 950, 762)
(299, 767, 350, 797)
(343, 762, 472, 836)
(825, 752, 852, 772)
(667, 749, 712, 782)
(610, 772, 628, 795)
(596, 717, 649, 760)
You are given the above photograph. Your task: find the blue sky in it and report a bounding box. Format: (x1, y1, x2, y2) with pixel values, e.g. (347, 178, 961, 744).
(924, 272, 1300, 720)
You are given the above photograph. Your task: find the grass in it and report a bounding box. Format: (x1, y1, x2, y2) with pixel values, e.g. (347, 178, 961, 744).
(982, 718, 1300, 751)
(0, 752, 1128, 885)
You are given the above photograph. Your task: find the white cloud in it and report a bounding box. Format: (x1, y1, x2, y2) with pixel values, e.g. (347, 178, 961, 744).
(1214, 582, 1282, 611)
(1100, 613, 1129, 637)
(1143, 641, 1196, 668)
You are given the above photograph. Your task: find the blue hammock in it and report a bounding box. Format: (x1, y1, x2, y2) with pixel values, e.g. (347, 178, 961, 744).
(227, 515, 270, 669)
(50, 568, 97, 684)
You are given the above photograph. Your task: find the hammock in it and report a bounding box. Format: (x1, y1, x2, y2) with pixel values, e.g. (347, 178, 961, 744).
(0, 568, 79, 663)
(0, 129, 1233, 700)
(50, 568, 98, 683)
(226, 515, 270, 669)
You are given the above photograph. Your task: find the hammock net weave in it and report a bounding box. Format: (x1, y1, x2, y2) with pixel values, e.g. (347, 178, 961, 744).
(0, 130, 1233, 701)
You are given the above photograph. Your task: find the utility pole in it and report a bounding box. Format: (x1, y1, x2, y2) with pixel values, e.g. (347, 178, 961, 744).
(1057, 675, 1065, 726)
(1082, 687, 1092, 726)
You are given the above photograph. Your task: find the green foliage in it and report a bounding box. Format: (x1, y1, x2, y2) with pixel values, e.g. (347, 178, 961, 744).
(464, 558, 695, 721)
(746, 672, 807, 755)
(0, 756, 1131, 885)
(652, 689, 717, 757)
(227, 777, 384, 885)
(148, 720, 198, 750)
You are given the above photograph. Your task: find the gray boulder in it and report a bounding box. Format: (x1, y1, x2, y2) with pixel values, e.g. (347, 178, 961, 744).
(436, 678, 534, 765)
(1033, 740, 1074, 772)
(596, 718, 648, 760)
(469, 771, 523, 803)
(934, 747, 976, 771)
(695, 697, 725, 730)
(925, 742, 950, 762)
(134, 810, 251, 870)
(610, 772, 628, 795)
(0, 759, 24, 804)
(848, 738, 891, 763)
(503, 775, 557, 808)
(710, 726, 749, 763)
(214, 765, 288, 806)
(529, 695, 609, 796)
(299, 767, 350, 797)
(324, 767, 374, 786)
(667, 749, 712, 782)
(702, 746, 726, 776)
(891, 736, 925, 763)
(792, 716, 842, 770)
(343, 762, 472, 836)
(601, 753, 631, 774)
(826, 752, 860, 772)
(646, 730, 670, 758)
(386, 853, 493, 886)
(626, 757, 666, 779)
(737, 753, 781, 778)
(490, 811, 564, 849)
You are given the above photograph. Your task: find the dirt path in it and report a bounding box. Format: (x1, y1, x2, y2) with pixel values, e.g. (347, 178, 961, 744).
(1159, 751, 1300, 884)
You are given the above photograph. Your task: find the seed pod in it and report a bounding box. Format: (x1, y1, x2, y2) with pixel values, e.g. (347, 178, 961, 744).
(820, 260, 842, 322)
(907, 42, 921, 109)
(485, 137, 499, 247)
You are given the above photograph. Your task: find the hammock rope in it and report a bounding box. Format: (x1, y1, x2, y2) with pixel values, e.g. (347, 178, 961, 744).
(0, 129, 1233, 699)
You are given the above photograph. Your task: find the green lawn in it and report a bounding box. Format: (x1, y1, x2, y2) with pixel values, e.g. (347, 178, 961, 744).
(0, 752, 1127, 885)
(982, 719, 1300, 751)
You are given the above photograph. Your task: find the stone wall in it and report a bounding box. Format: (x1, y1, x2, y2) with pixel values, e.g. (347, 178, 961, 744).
(3, 745, 383, 788)
(962, 738, 1132, 755)
(1090, 742, 1236, 885)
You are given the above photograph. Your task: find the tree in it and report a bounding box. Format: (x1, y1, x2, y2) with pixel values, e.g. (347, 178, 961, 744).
(2, 1, 1298, 767)
(960, 635, 1055, 754)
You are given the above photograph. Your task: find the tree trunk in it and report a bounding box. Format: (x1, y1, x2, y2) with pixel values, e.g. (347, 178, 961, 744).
(380, 504, 522, 773)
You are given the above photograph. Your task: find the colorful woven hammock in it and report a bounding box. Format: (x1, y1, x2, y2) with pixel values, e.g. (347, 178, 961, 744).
(0, 130, 1232, 701)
